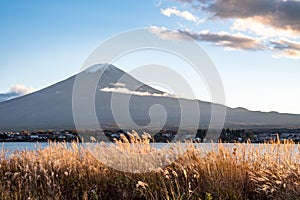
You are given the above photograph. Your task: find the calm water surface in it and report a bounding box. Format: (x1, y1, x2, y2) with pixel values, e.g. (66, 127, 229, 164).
(1, 142, 51, 152)
(1, 142, 299, 153)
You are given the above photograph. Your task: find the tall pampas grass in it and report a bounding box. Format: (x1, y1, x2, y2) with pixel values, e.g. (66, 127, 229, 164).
(0, 133, 299, 200)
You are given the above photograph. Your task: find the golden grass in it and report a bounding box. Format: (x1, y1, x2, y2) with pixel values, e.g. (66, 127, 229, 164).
(0, 133, 299, 200)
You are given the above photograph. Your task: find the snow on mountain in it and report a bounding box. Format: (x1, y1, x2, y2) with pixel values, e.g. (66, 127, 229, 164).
(84, 63, 116, 73)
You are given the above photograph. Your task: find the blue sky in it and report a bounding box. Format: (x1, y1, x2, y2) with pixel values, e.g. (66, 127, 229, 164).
(1, 0, 300, 114)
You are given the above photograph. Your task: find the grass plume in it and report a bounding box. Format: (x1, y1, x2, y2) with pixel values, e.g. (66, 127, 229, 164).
(0, 133, 299, 199)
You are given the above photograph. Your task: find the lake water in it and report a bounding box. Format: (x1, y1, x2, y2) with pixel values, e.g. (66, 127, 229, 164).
(1, 142, 246, 152)
(1, 142, 50, 152)
(1, 142, 299, 154)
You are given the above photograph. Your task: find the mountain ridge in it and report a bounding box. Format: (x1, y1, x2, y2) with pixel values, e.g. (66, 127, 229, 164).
(0, 64, 299, 131)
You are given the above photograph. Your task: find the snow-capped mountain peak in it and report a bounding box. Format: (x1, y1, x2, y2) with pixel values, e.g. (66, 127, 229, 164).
(84, 63, 117, 73)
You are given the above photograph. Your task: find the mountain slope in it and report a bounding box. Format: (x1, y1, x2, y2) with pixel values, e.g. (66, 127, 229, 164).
(0, 64, 299, 131)
(0, 64, 166, 131)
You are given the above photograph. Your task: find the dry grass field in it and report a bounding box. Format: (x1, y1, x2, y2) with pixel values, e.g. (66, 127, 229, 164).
(0, 133, 299, 200)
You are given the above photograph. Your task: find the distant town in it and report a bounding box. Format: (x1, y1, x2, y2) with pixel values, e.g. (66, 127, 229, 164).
(211, 128, 300, 143)
(1, 128, 300, 143)
(0, 130, 81, 142)
(104, 128, 300, 143)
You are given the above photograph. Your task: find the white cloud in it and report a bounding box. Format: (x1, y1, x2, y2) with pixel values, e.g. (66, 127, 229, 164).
(196, 30, 264, 50)
(149, 26, 190, 41)
(160, 8, 203, 23)
(100, 87, 177, 98)
(272, 49, 300, 59)
(202, 0, 300, 33)
(149, 26, 300, 58)
(0, 85, 35, 102)
(157, 0, 300, 59)
(150, 26, 264, 51)
(231, 18, 299, 39)
(271, 39, 300, 59)
(10, 85, 35, 95)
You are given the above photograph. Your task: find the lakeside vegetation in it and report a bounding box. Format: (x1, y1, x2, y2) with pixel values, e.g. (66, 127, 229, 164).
(0, 134, 300, 200)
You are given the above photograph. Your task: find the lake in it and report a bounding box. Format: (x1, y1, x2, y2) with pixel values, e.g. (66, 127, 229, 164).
(1, 142, 299, 154)
(1, 142, 51, 152)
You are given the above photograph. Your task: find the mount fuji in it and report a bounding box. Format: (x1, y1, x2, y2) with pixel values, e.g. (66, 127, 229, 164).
(0, 64, 300, 131)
